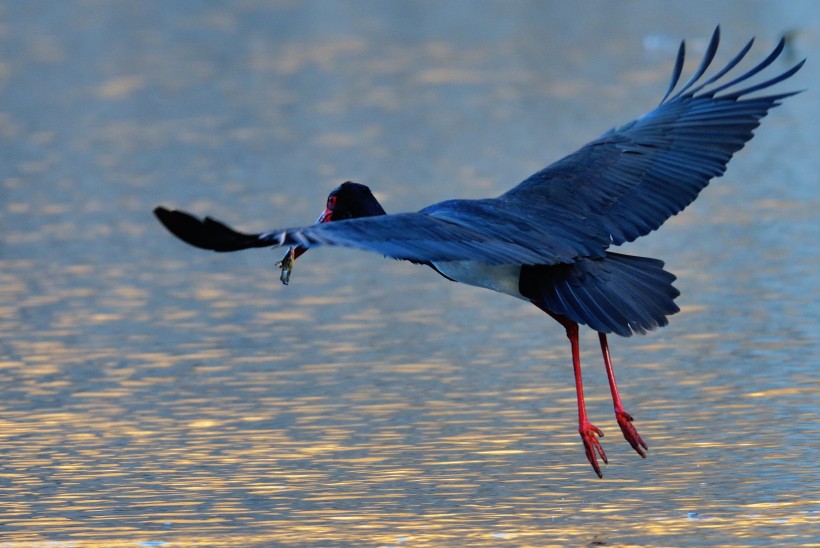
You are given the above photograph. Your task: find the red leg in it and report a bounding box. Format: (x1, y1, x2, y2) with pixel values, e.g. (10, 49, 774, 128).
(539, 307, 607, 477)
(598, 332, 648, 458)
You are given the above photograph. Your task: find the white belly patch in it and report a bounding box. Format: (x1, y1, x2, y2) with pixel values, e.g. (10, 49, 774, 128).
(433, 261, 525, 300)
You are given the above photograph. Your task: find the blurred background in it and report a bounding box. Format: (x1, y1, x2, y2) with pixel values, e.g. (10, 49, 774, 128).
(1, 1, 817, 546)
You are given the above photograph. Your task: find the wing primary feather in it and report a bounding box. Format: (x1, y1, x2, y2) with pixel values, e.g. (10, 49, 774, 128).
(669, 26, 721, 101)
(685, 37, 755, 97)
(717, 60, 806, 100)
(154, 207, 269, 252)
(659, 39, 686, 104)
(701, 35, 787, 98)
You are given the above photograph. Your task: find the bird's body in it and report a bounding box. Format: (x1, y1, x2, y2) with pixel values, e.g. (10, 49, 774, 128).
(154, 27, 804, 477)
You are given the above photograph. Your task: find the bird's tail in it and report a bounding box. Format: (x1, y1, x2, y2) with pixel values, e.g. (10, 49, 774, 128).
(521, 252, 680, 337)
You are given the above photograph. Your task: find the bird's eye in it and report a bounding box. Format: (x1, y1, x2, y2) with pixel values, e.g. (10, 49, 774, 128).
(327, 195, 337, 209)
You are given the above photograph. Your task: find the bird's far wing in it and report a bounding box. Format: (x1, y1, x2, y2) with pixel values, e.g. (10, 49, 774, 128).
(501, 26, 805, 245)
(155, 206, 571, 265)
(260, 212, 579, 265)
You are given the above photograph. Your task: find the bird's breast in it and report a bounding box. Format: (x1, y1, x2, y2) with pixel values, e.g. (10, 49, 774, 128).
(432, 261, 525, 300)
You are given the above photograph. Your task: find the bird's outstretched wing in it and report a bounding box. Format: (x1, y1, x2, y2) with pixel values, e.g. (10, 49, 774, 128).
(154, 206, 596, 265)
(501, 26, 805, 245)
(156, 27, 803, 268)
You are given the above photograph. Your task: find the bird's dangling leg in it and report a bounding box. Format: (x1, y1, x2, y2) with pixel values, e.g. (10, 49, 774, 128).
(598, 332, 648, 458)
(539, 307, 607, 477)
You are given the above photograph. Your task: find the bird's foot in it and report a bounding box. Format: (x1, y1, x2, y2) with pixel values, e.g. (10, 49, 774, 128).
(579, 421, 607, 478)
(277, 246, 296, 285)
(615, 408, 648, 458)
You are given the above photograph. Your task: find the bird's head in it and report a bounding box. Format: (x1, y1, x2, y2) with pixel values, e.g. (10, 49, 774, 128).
(279, 181, 386, 284)
(317, 181, 387, 222)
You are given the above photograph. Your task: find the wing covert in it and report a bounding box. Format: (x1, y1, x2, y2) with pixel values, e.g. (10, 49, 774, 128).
(260, 212, 584, 265)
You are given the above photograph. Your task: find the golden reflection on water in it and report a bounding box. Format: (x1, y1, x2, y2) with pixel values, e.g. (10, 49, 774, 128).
(1, 316, 817, 547)
(1, 236, 817, 545)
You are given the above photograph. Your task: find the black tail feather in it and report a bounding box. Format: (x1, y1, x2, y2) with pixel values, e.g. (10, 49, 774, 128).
(521, 252, 680, 337)
(153, 207, 270, 252)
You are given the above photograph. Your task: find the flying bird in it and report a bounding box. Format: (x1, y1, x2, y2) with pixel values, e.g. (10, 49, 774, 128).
(154, 27, 804, 477)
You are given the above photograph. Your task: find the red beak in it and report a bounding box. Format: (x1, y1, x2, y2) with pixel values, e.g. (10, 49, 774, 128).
(277, 205, 333, 284)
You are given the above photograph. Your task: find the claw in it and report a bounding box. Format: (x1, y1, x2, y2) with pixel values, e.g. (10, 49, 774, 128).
(615, 408, 648, 458)
(580, 422, 607, 478)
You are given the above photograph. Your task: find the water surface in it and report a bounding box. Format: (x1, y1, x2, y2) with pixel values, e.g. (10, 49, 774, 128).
(1, 1, 818, 546)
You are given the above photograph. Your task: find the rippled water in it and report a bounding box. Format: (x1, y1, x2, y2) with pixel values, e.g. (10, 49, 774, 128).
(1, 1, 818, 546)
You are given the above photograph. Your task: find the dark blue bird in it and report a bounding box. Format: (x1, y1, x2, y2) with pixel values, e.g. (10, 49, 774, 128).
(154, 27, 804, 477)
